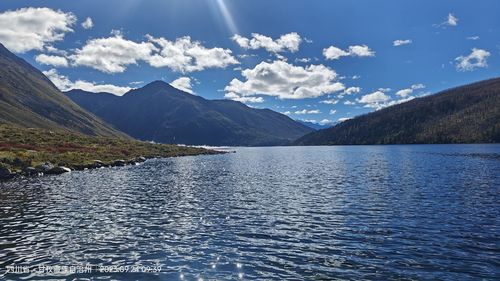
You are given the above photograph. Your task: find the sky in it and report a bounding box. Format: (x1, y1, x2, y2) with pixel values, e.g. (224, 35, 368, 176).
(0, 0, 499, 125)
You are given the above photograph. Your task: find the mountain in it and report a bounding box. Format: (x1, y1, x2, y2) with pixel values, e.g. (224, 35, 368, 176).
(0, 43, 125, 137)
(297, 120, 334, 130)
(66, 81, 313, 146)
(295, 78, 500, 145)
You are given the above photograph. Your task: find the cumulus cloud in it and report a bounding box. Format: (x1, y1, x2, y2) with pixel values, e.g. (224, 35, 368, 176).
(396, 84, 425, 98)
(35, 54, 69, 67)
(70, 34, 157, 73)
(329, 109, 337, 115)
(393, 39, 412, 47)
(170, 77, 194, 94)
(225, 60, 345, 100)
(294, 109, 321, 115)
(455, 48, 490, 71)
(147, 35, 239, 73)
(337, 86, 361, 98)
(320, 99, 339, 105)
(0, 7, 76, 53)
(69, 34, 239, 74)
(357, 90, 391, 109)
(232, 32, 302, 53)
(323, 44, 375, 60)
(344, 100, 356, 105)
(43, 68, 132, 96)
(224, 92, 264, 103)
(81, 17, 93, 29)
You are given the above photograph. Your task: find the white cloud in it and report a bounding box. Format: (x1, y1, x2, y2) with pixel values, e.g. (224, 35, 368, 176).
(225, 60, 344, 100)
(455, 48, 490, 71)
(0, 7, 76, 53)
(320, 99, 339, 105)
(344, 87, 361, 95)
(323, 44, 374, 60)
(322, 46, 349, 60)
(447, 13, 458, 26)
(232, 32, 302, 53)
(435, 13, 459, 28)
(294, 109, 321, 115)
(329, 109, 337, 115)
(295, 57, 311, 63)
(81, 17, 93, 29)
(129, 81, 144, 85)
(224, 92, 264, 103)
(344, 100, 356, 105)
(318, 119, 334, 125)
(69, 34, 239, 74)
(357, 91, 391, 109)
(147, 35, 239, 73)
(170, 77, 194, 94)
(43, 68, 132, 96)
(466, 36, 480, 40)
(71, 34, 157, 73)
(396, 84, 425, 98)
(35, 54, 68, 67)
(338, 117, 351, 122)
(393, 39, 412, 47)
(337, 86, 361, 98)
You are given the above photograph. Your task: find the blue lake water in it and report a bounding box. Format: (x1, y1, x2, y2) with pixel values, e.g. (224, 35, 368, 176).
(0, 145, 499, 280)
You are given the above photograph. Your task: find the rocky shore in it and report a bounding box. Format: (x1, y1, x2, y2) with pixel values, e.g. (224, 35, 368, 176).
(0, 125, 224, 181)
(0, 154, 224, 181)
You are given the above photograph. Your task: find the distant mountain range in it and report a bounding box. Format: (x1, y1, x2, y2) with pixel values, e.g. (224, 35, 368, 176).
(0, 43, 125, 137)
(295, 78, 500, 145)
(67, 82, 313, 146)
(297, 120, 334, 130)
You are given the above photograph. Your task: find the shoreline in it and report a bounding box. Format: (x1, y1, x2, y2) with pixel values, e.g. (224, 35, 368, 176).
(0, 124, 225, 182)
(0, 150, 226, 181)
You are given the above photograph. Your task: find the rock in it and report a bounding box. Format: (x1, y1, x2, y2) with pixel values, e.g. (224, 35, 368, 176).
(136, 156, 147, 162)
(112, 160, 126, 167)
(93, 160, 104, 167)
(46, 166, 71, 175)
(0, 166, 13, 179)
(22, 167, 39, 176)
(35, 162, 54, 173)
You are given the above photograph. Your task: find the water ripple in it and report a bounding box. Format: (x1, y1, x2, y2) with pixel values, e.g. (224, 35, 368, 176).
(0, 145, 499, 280)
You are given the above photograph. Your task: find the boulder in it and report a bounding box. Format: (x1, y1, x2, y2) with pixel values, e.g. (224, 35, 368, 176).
(136, 156, 147, 162)
(46, 166, 71, 175)
(112, 160, 126, 167)
(93, 160, 104, 168)
(0, 166, 13, 179)
(35, 162, 54, 173)
(22, 167, 39, 176)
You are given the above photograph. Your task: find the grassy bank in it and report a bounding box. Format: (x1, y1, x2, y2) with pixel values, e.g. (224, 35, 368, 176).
(0, 124, 219, 172)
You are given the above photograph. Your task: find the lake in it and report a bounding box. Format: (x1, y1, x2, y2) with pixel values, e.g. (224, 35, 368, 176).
(0, 145, 498, 280)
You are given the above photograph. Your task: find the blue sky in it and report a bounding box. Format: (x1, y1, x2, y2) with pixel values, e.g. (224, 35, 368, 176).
(1, 0, 499, 125)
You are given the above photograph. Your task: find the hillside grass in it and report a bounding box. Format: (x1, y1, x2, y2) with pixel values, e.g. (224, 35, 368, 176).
(0, 124, 219, 171)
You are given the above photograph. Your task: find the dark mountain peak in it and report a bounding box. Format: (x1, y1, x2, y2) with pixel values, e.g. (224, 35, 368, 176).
(125, 80, 182, 96)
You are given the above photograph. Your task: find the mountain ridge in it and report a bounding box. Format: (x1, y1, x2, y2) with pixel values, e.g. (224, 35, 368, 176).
(294, 77, 500, 145)
(66, 82, 313, 146)
(0, 43, 127, 138)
